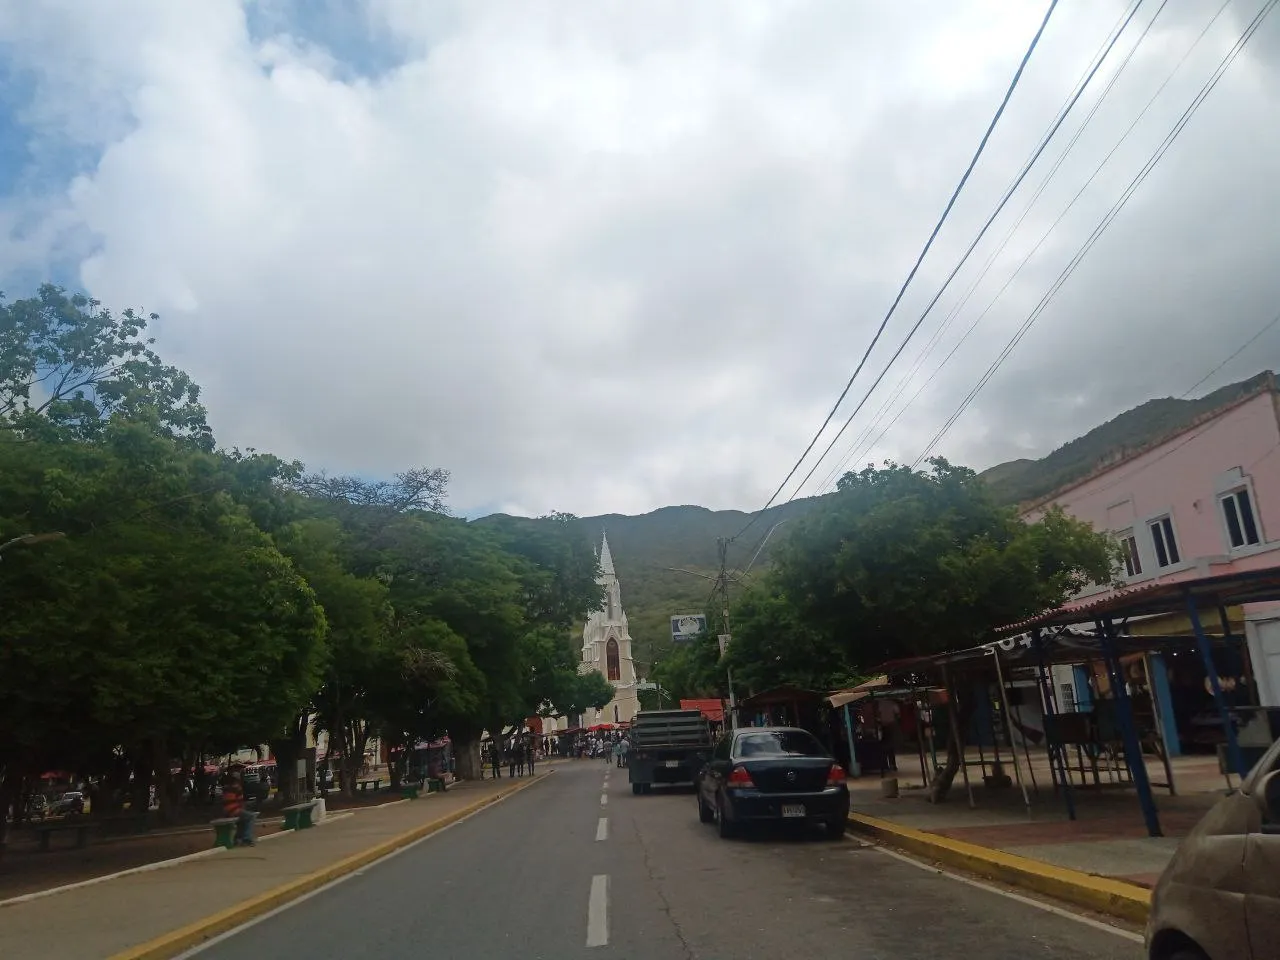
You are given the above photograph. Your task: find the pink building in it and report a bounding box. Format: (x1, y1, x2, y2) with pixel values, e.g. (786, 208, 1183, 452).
(1020, 377, 1280, 709)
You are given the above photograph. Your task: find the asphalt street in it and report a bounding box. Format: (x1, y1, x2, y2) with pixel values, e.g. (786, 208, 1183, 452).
(190, 760, 1145, 960)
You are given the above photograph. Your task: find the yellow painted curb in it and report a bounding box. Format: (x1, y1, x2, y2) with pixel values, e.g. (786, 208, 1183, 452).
(108, 774, 551, 960)
(848, 812, 1151, 924)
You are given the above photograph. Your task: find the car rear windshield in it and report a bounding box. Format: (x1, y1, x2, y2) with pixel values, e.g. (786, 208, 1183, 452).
(735, 731, 825, 757)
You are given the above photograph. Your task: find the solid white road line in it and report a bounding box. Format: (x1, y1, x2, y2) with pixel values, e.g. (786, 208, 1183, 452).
(587, 874, 609, 947)
(596, 818, 608, 842)
(600, 793, 608, 807)
(870, 846, 1144, 943)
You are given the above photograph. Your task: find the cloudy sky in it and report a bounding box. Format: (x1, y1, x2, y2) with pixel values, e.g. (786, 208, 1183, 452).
(3, 0, 1279, 518)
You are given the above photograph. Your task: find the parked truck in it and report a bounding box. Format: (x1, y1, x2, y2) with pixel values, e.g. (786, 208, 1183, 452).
(628, 709, 715, 794)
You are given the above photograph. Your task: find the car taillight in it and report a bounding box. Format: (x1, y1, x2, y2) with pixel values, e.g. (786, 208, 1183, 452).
(826, 764, 846, 786)
(726, 765, 754, 787)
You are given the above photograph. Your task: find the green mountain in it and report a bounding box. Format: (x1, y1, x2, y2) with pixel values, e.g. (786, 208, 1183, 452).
(477, 499, 823, 674)
(979, 371, 1273, 506)
(477, 371, 1273, 678)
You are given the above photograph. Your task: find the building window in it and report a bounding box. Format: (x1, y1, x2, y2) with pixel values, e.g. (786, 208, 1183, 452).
(606, 639, 620, 682)
(613, 704, 619, 723)
(1118, 530, 1142, 578)
(1220, 487, 1261, 548)
(1149, 515, 1180, 568)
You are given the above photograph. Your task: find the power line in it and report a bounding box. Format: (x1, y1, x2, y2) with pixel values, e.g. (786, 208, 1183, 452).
(733, 0, 1061, 541)
(786, 0, 1149, 501)
(824, 0, 1230, 490)
(1182, 308, 1280, 398)
(812, 0, 1180, 495)
(912, 0, 1279, 468)
(1035, 304, 1280, 503)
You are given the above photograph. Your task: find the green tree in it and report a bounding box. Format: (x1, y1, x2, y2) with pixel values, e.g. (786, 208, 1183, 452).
(0, 423, 327, 824)
(724, 584, 855, 695)
(771, 458, 1117, 799)
(0, 284, 209, 444)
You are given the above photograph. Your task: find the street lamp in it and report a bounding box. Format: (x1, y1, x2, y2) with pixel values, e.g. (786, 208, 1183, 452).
(0, 532, 66, 557)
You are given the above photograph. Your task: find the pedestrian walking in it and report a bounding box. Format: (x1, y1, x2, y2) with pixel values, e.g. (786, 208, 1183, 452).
(508, 740, 519, 778)
(619, 737, 630, 769)
(489, 742, 502, 779)
(527, 739, 537, 776)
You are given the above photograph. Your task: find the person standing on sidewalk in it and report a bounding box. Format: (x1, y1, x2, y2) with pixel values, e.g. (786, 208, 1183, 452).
(526, 737, 536, 776)
(488, 742, 502, 779)
(222, 773, 256, 846)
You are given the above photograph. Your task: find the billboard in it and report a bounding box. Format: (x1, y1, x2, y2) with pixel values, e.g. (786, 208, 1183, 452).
(670, 614, 707, 644)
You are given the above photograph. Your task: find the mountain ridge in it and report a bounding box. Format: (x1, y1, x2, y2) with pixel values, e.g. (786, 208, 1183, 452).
(477, 371, 1272, 670)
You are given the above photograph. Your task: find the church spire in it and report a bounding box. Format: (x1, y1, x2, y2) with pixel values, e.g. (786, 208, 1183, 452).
(599, 531, 615, 578)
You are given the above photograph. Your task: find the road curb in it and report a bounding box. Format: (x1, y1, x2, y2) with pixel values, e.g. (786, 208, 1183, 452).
(847, 812, 1151, 924)
(107, 773, 552, 960)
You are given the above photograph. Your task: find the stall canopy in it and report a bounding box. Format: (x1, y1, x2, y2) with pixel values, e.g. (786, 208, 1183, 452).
(869, 564, 1280, 839)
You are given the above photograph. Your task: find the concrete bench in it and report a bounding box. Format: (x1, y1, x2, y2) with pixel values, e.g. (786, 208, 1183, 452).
(281, 800, 319, 830)
(210, 817, 239, 850)
(427, 777, 448, 794)
(33, 819, 93, 852)
(356, 778, 382, 794)
(401, 781, 423, 800)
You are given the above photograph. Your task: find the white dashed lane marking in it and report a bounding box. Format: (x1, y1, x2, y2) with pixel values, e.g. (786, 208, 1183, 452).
(587, 874, 609, 947)
(596, 817, 608, 841)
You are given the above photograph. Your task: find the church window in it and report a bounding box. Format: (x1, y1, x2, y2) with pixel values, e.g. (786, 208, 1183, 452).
(606, 639, 620, 682)
(614, 704, 619, 723)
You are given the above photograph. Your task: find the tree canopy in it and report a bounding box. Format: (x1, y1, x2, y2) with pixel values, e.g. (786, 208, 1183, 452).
(0, 284, 609, 827)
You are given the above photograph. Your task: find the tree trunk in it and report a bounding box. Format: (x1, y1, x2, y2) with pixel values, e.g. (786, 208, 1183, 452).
(452, 724, 484, 781)
(454, 737, 483, 781)
(154, 737, 177, 825)
(0, 763, 21, 857)
(929, 675, 973, 804)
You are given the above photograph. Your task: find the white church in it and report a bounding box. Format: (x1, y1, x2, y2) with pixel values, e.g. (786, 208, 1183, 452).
(577, 533, 640, 726)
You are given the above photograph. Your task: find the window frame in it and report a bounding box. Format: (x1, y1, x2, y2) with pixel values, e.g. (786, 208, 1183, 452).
(1220, 486, 1261, 549)
(1148, 513, 1181, 569)
(1117, 528, 1142, 578)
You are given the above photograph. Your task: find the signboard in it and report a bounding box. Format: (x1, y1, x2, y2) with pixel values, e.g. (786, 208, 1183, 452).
(670, 614, 707, 643)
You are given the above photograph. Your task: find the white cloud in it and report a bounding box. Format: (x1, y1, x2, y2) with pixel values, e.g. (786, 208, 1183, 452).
(3, 0, 1280, 517)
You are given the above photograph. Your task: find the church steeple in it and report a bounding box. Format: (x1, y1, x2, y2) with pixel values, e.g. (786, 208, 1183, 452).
(599, 532, 615, 578)
(579, 531, 638, 725)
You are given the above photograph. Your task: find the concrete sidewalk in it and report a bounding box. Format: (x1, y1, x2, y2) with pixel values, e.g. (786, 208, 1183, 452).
(0, 774, 549, 960)
(845, 754, 1229, 921)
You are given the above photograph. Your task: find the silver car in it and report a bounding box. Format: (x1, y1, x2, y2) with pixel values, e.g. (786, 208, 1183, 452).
(1146, 737, 1280, 959)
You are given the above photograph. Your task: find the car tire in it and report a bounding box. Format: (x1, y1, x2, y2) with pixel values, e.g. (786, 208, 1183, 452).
(632, 783, 642, 795)
(1167, 950, 1209, 960)
(824, 817, 847, 840)
(697, 791, 714, 824)
(642, 783, 652, 795)
(716, 798, 735, 839)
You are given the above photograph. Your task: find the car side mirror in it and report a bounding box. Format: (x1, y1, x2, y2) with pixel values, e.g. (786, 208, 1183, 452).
(1254, 770, 1280, 834)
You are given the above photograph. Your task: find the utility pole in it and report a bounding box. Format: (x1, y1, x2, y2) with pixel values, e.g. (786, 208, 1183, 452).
(716, 537, 737, 730)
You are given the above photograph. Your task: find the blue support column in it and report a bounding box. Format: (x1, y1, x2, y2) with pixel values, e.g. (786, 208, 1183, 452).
(1033, 629, 1076, 821)
(1148, 653, 1181, 757)
(1099, 617, 1162, 837)
(1185, 592, 1247, 778)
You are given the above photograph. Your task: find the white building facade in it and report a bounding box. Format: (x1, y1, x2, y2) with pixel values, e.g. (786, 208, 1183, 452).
(580, 533, 640, 725)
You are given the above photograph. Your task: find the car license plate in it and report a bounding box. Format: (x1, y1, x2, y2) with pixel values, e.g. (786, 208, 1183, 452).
(781, 804, 805, 818)
(664, 760, 680, 768)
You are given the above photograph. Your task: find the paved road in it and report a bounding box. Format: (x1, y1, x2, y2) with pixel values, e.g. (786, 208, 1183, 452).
(192, 760, 1144, 959)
